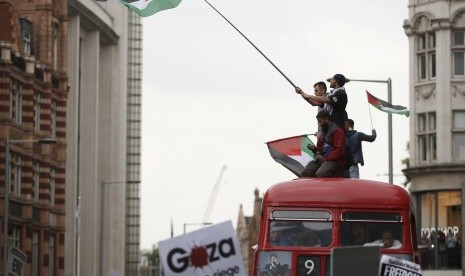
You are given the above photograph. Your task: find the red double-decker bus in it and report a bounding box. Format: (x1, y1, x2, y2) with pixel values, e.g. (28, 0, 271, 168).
(253, 178, 419, 276)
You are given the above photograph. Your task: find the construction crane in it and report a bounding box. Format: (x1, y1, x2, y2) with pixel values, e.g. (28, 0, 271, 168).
(202, 165, 227, 224)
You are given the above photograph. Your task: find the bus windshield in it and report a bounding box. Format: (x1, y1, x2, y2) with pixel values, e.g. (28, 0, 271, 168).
(269, 210, 332, 247)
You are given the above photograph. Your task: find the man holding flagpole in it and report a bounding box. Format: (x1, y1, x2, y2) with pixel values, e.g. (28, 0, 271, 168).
(295, 74, 348, 130)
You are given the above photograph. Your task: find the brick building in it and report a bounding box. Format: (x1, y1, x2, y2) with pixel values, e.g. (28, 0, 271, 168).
(0, 0, 68, 275)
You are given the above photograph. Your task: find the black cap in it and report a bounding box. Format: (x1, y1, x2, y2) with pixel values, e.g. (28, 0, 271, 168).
(333, 74, 346, 87)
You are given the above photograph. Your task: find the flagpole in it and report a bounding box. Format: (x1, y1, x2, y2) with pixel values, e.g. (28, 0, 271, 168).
(367, 102, 374, 130)
(202, 0, 297, 88)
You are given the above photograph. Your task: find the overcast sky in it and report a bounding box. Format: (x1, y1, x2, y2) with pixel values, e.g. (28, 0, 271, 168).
(139, 0, 410, 250)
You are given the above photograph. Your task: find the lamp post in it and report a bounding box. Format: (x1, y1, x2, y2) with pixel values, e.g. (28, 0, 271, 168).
(183, 222, 212, 234)
(99, 179, 140, 276)
(3, 138, 56, 276)
(346, 78, 393, 184)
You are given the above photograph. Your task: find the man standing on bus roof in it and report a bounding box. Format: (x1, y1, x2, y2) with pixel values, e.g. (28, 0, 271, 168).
(301, 110, 346, 177)
(344, 119, 377, 178)
(297, 81, 327, 111)
(295, 74, 348, 129)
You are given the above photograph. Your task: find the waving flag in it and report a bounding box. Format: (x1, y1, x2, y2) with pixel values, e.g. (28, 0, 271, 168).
(266, 134, 315, 177)
(113, 0, 183, 17)
(366, 90, 409, 117)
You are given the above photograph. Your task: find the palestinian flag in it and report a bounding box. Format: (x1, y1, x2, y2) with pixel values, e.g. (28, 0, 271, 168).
(114, 0, 183, 17)
(366, 90, 410, 117)
(266, 134, 315, 177)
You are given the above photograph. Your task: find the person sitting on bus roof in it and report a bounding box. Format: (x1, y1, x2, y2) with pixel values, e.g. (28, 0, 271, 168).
(301, 110, 346, 178)
(364, 229, 402, 249)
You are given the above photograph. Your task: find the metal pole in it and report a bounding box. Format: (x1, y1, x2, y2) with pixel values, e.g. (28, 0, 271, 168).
(344, 78, 394, 183)
(3, 139, 9, 276)
(99, 180, 105, 276)
(387, 78, 393, 184)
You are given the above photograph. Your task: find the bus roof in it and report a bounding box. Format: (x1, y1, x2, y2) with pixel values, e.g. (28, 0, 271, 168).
(264, 178, 412, 209)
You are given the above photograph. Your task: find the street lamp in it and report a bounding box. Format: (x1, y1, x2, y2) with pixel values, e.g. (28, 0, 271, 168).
(326, 77, 393, 184)
(183, 222, 212, 234)
(99, 179, 140, 276)
(3, 138, 56, 276)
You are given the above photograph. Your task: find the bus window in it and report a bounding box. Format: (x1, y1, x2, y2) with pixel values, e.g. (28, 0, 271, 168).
(340, 211, 403, 249)
(269, 210, 332, 247)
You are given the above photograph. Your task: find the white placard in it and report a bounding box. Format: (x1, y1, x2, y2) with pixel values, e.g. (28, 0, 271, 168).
(379, 255, 422, 276)
(158, 221, 245, 276)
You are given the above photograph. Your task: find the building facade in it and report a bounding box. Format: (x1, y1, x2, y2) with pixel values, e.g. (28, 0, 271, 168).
(0, 0, 68, 275)
(65, 0, 142, 275)
(403, 0, 465, 275)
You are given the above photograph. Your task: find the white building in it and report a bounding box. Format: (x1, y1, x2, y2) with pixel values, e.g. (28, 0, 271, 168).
(403, 0, 465, 275)
(66, 0, 142, 275)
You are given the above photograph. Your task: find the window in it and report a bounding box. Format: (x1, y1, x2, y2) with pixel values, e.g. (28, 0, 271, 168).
(268, 210, 332, 247)
(50, 167, 55, 205)
(417, 32, 436, 81)
(49, 234, 55, 276)
(33, 161, 40, 201)
(51, 100, 56, 139)
(34, 92, 41, 132)
(53, 24, 58, 70)
(417, 112, 436, 162)
(10, 78, 22, 124)
(19, 18, 33, 56)
(11, 153, 22, 195)
(417, 191, 462, 270)
(340, 212, 403, 249)
(32, 231, 39, 276)
(453, 111, 465, 161)
(453, 30, 465, 77)
(8, 225, 21, 248)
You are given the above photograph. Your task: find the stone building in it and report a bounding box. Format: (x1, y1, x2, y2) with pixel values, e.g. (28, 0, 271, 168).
(403, 0, 465, 275)
(236, 188, 261, 276)
(66, 0, 142, 275)
(0, 0, 68, 275)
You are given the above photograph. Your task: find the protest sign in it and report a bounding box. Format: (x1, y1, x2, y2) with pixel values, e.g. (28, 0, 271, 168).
(379, 255, 422, 276)
(158, 221, 245, 276)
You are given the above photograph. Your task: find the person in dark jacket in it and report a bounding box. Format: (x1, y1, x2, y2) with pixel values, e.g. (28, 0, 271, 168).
(301, 110, 346, 177)
(344, 119, 377, 178)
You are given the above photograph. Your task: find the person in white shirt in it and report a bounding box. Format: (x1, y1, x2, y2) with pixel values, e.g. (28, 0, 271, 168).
(364, 229, 402, 249)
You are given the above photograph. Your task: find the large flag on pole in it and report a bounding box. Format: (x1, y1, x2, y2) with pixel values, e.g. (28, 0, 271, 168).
(266, 134, 315, 177)
(366, 90, 410, 117)
(115, 0, 183, 17)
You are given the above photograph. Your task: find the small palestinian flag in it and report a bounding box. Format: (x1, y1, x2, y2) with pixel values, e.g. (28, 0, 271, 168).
(366, 90, 409, 117)
(266, 134, 315, 177)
